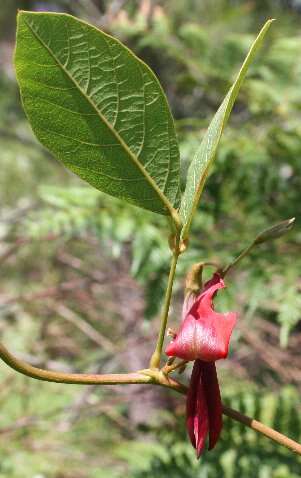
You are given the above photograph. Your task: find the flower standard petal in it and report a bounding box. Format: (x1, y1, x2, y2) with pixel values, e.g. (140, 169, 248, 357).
(166, 274, 237, 361)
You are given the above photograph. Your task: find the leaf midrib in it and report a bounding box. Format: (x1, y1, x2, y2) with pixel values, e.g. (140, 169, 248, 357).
(22, 14, 177, 218)
(180, 19, 274, 239)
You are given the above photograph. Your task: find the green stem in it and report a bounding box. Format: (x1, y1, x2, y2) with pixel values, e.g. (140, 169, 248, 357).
(221, 242, 255, 278)
(1, 342, 301, 455)
(149, 251, 179, 369)
(162, 359, 188, 375)
(0, 342, 153, 386)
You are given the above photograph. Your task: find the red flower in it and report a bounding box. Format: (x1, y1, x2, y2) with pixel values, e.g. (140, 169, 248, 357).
(186, 360, 222, 457)
(166, 273, 237, 457)
(166, 273, 237, 361)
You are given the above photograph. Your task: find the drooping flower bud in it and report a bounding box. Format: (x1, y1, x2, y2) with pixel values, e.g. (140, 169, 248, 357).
(166, 273, 237, 362)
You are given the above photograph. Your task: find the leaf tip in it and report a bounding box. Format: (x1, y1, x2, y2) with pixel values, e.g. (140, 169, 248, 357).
(258, 18, 275, 37)
(264, 18, 276, 27)
(17, 9, 32, 22)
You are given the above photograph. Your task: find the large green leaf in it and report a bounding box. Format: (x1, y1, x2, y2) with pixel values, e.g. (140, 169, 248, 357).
(180, 20, 274, 239)
(15, 11, 181, 219)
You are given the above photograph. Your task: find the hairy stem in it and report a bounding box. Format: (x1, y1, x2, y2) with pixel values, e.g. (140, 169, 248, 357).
(149, 251, 179, 368)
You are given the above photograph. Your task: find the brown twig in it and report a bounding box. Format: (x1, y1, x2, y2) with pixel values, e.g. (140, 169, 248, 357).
(57, 251, 108, 283)
(0, 234, 58, 266)
(222, 405, 301, 455)
(0, 415, 38, 435)
(0, 278, 89, 307)
(241, 326, 301, 384)
(0, 238, 28, 265)
(48, 303, 115, 352)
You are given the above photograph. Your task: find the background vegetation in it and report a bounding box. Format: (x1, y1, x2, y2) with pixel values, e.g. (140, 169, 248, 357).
(0, 1, 300, 477)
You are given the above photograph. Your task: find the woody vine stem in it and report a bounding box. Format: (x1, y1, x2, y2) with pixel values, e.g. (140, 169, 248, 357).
(0, 340, 301, 454)
(0, 228, 300, 455)
(3, 11, 297, 461)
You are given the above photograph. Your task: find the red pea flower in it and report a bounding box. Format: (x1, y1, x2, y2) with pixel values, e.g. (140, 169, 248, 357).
(166, 273, 237, 457)
(166, 273, 236, 362)
(186, 360, 222, 457)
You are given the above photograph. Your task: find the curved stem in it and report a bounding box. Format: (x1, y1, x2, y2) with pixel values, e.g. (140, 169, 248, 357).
(149, 251, 179, 368)
(222, 404, 301, 455)
(0, 342, 153, 385)
(221, 242, 254, 278)
(155, 379, 301, 455)
(0, 342, 300, 455)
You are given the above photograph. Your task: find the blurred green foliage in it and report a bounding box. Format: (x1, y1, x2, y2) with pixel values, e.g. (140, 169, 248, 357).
(130, 387, 301, 478)
(0, 1, 300, 477)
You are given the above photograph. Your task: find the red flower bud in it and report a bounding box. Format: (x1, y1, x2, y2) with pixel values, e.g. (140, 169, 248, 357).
(166, 273, 237, 361)
(187, 360, 222, 457)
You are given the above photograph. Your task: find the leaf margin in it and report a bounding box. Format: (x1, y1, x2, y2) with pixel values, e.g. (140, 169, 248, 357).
(15, 10, 182, 229)
(180, 19, 275, 240)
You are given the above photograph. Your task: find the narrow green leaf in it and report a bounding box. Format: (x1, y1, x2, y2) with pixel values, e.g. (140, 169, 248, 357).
(180, 19, 274, 239)
(15, 11, 181, 220)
